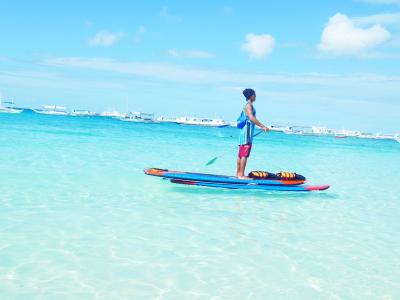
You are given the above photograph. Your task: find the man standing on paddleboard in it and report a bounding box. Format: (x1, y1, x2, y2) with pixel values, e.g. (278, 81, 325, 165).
(237, 88, 269, 179)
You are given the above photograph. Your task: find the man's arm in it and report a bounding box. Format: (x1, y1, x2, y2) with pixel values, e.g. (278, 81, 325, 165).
(245, 103, 269, 131)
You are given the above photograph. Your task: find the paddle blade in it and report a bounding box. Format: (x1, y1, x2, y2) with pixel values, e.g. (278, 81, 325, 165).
(206, 157, 218, 166)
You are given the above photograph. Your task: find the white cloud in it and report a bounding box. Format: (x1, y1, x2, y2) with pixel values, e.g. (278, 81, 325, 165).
(160, 6, 182, 22)
(318, 13, 391, 56)
(133, 26, 145, 43)
(221, 6, 234, 16)
(85, 21, 93, 29)
(167, 49, 216, 58)
(360, 0, 400, 5)
(42, 57, 400, 87)
(138, 26, 145, 34)
(167, 49, 179, 57)
(0, 70, 128, 90)
(353, 12, 400, 25)
(240, 33, 275, 59)
(42, 57, 330, 84)
(88, 31, 124, 47)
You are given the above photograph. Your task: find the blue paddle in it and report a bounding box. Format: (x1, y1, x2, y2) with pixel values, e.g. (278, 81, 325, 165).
(205, 129, 265, 166)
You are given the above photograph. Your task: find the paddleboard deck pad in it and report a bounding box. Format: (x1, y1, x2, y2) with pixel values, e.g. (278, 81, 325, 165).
(145, 168, 330, 191)
(145, 168, 305, 185)
(248, 170, 305, 181)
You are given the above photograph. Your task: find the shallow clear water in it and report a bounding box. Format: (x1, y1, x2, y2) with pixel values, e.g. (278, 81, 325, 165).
(1, 112, 399, 299)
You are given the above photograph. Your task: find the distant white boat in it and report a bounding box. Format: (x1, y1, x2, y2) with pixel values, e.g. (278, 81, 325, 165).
(120, 112, 157, 123)
(357, 133, 375, 139)
(286, 126, 352, 137)
(343, 130, 360, 137)
(311, 126, 329, 135)
(329, 128, 360, 138)
(283, 126, 313, 135)
(70, 109, 97, 116)
(99, 111, 125, 118)
(156, 116, 177, 123)
(33, 105, 68, 115)
(0, 97, 24, 114)
(373, 133, 395, 140)
(0, 104, 23, 114)
(175, 117, 228, 128)
(99, 110, 126, 119)
(269, 125, 290, 132)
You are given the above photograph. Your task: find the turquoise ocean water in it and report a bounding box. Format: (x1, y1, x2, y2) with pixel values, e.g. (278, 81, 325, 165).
(1, 112, 399, 299)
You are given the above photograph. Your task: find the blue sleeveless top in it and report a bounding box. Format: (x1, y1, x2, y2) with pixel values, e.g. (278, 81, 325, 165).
(238, 102, 256, 145)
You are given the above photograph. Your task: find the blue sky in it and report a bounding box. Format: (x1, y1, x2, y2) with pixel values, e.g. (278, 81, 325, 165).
(1, 0, 399, 132)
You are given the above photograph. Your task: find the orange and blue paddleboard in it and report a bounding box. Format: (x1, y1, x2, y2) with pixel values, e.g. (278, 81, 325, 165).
(144, 168, 330, 191)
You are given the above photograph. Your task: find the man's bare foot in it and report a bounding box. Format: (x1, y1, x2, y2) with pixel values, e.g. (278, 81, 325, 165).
(237, 176, 251, 180)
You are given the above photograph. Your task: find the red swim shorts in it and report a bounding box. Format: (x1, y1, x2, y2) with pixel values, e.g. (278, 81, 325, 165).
(238, 143, 252, 158)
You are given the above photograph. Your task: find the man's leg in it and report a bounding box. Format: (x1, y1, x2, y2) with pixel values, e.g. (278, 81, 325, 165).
(238, 157, 248, 179)
(236, 156, 241, 177)
(237, 143, 251, 178)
